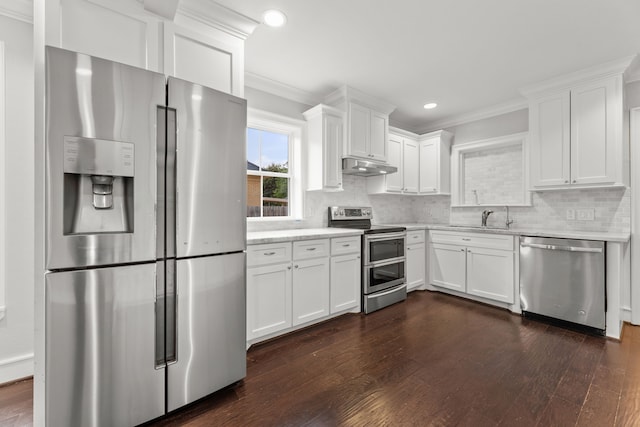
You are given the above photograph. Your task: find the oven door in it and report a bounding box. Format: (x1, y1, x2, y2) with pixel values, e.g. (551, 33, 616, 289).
(364, 232, 405, 265)
(364, 259, 406, 294)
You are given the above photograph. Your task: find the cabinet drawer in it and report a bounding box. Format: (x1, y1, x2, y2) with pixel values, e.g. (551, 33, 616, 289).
(406, 230, 425, 245)
(293, 239, 330, 260)
(429, 231, 514, 251)
(247, 242, 292, 267)
(331, 236, 361, 255)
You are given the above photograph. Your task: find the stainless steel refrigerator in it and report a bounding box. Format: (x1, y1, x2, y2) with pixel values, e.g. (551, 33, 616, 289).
(44, 46, 247, 426)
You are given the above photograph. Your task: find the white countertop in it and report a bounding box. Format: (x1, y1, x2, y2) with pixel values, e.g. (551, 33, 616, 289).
(382, 223, 630, 243)
(247, 228, 363, 245)
(247, 224, 629, 244)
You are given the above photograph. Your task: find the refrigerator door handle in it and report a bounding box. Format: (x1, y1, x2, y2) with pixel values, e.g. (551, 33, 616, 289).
(166, 107, 177, 259)
(156, 106, 167, 261)
(154, 262, 166, 368)
(166, 258, 177, 365)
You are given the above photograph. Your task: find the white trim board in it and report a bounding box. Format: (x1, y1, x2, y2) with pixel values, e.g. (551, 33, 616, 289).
(0, 353, 33, 385)
(630, 107, 640, 325)
(0, 42, 5, 322)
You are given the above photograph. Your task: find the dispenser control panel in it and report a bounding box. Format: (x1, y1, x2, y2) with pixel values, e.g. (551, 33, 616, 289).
(63, 136, 134, 177)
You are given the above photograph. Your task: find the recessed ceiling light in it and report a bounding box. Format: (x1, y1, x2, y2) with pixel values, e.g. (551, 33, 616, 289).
(263, 9, 287, 27)
(423, 103, 438, 109)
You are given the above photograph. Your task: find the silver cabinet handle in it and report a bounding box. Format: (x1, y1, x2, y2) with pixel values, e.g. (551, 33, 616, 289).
(342, 244, 351, 247)
(573, 180, 577, 183)
(264, 251, 276, 256)
(564, 180, 569, 183)
(306, 247, 317, 251)
(462, 238, 471, 241)
(460, 249, 465, 252)
(294, 264, 299, 268)
(287, 265, 292, 270)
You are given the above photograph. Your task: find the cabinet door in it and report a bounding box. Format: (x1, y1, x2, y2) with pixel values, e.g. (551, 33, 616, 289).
(330, 253, 361, 313)
(292, 257, 330, 326)
(324, 114, 343, 189)
(419, 138, 439, 193)
(370, 111, 388, 161)
(466, 247, 514, 303)
(406, 243, 425, 291)
(403, 140, 419, 193)
(529, 92, 571, 187)
(571, 78, 618, 185)
(385, 135, 403, 192)
(348, 103, 370, 158)
(247, 263, 292, 340)
(429, 243, 466, 292)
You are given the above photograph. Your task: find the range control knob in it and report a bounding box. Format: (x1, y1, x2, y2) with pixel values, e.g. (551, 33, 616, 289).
(339, 209, 345, 216)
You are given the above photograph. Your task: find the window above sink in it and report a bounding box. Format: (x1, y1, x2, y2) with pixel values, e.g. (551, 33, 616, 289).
(451, 132, 531, 207)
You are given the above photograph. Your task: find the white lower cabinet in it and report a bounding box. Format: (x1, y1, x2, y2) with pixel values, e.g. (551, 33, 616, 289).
(428, 231, 516, 308)
(330, 253, 361, 313)
(406, 230, 426, 291)
(247, 262, 292, 341)
(247, 236, 361, 344)
(466, 247, 514, 304)
(292, 257, 330, 326)
(430, 243, 466, 292)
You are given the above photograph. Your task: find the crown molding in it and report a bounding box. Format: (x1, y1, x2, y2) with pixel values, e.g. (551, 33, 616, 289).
(417, 97, 528, 134)
(520, 54, 638, 98)
(388, 126, 419, 140)
(245, 72, 322, 106)
(177, 0, 259, 40)
(0, 0, 32, 24)
(324, 85, 396, 115)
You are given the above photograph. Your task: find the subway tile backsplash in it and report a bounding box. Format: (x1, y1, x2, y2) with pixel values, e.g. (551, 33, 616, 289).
(248, 175, 630, 235)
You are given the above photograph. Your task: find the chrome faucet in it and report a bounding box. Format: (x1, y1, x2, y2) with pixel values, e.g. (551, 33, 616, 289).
(505, 205, 514, 229)
(481, 209, 494, 227)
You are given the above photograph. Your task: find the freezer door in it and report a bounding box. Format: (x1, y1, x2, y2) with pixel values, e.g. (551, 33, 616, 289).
(45, 46, 165, 269)
(168, 77, 247, 258)
(167, 253, 246, 411)
(45, 264, 164, 426)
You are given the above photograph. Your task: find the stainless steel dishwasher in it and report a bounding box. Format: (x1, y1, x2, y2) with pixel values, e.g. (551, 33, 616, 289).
(519, 236, 605, 333)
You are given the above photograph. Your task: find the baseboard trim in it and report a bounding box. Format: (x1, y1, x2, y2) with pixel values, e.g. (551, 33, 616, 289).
(0, 352, 34, 385)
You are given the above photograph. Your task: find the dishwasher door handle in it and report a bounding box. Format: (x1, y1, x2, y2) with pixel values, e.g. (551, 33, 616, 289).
(520, 242, 603, 253)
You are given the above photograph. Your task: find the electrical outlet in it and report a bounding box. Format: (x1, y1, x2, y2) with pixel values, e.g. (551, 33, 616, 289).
(566, 209, 575, 220)
(577, 208, 595, 221)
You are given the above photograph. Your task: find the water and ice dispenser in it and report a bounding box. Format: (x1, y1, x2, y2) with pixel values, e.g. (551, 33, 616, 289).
(63, 136, 135, 234)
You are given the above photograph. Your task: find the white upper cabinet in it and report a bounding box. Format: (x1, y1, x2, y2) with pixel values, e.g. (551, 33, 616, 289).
(523, 57, 635, 190)
(367, 129, 419, 194)
(303, 104, 344, 191)
(42, 0, 258, 97)
(325, 86, 395, 162)
(418, 130, 453, 194)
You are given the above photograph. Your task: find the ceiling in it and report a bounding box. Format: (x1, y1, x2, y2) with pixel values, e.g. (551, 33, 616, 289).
(215, 0, 640, 133)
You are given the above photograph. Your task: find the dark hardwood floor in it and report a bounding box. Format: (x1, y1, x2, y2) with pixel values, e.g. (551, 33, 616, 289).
(3, 290, 640, 426)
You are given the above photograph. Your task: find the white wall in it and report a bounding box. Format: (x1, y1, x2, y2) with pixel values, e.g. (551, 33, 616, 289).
(0, 14, 35, 384)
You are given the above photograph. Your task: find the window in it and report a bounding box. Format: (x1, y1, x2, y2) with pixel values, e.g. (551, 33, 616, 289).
(246, 109, 302, 219)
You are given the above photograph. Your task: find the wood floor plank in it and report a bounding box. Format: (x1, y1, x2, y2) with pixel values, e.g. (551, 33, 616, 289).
(3, 291, 640, 426)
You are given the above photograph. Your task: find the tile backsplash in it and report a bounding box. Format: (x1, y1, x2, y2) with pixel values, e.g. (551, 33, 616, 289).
(248, 176, 630, 235)
(447, 188, 630, 233)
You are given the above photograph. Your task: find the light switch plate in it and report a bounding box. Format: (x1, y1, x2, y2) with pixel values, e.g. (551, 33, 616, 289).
(566, 209, 575, 220)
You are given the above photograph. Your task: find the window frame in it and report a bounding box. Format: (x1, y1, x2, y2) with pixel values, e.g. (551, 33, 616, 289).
(246, 108, 303, 221)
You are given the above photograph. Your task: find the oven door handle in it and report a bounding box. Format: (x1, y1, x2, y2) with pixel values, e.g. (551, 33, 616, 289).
(371, 283, 407, 298)
(365, 232, 407, 242)
(366, 257, 406, 268)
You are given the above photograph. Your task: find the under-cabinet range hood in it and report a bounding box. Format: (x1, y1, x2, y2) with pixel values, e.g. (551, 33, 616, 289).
(342, 158, 398, 176)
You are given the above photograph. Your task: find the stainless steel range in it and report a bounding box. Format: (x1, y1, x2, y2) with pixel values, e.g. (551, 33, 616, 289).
(328, 206, 407, 313)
